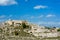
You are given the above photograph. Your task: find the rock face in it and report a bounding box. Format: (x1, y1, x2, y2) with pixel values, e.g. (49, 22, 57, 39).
(0, 20, 60, 40)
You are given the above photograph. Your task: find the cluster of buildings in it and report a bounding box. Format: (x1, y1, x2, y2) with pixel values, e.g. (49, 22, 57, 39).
(28, 24, 59, 38)
(0, 20, 60, 38)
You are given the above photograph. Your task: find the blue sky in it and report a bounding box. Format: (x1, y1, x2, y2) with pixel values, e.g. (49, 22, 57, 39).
(0, 0, 60, 27)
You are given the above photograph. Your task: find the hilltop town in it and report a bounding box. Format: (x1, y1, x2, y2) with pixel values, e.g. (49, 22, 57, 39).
(0, 20, 60, 40)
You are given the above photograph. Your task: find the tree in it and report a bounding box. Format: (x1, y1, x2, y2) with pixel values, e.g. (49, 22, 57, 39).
(22, 22, 30, 29)
(22, 22, 26, 29)
(53, 27, 56, 29)
(0, 28, 3, 33)
(57, 28, 60, 32)
(45, 26, 51, 29)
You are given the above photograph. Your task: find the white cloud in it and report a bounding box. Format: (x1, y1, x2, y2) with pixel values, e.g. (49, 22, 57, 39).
(46, 14, 56, 18)
(21, 15, 44, 19)
(31, 16, 35, 19)
(25, 0, 28, 2)
(38, 15, 44, 18)
(0, 15, 6, 18)
(0, 0, 17, 6)
(34, 5, 48, 9)
(30, 15, 44, 19)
